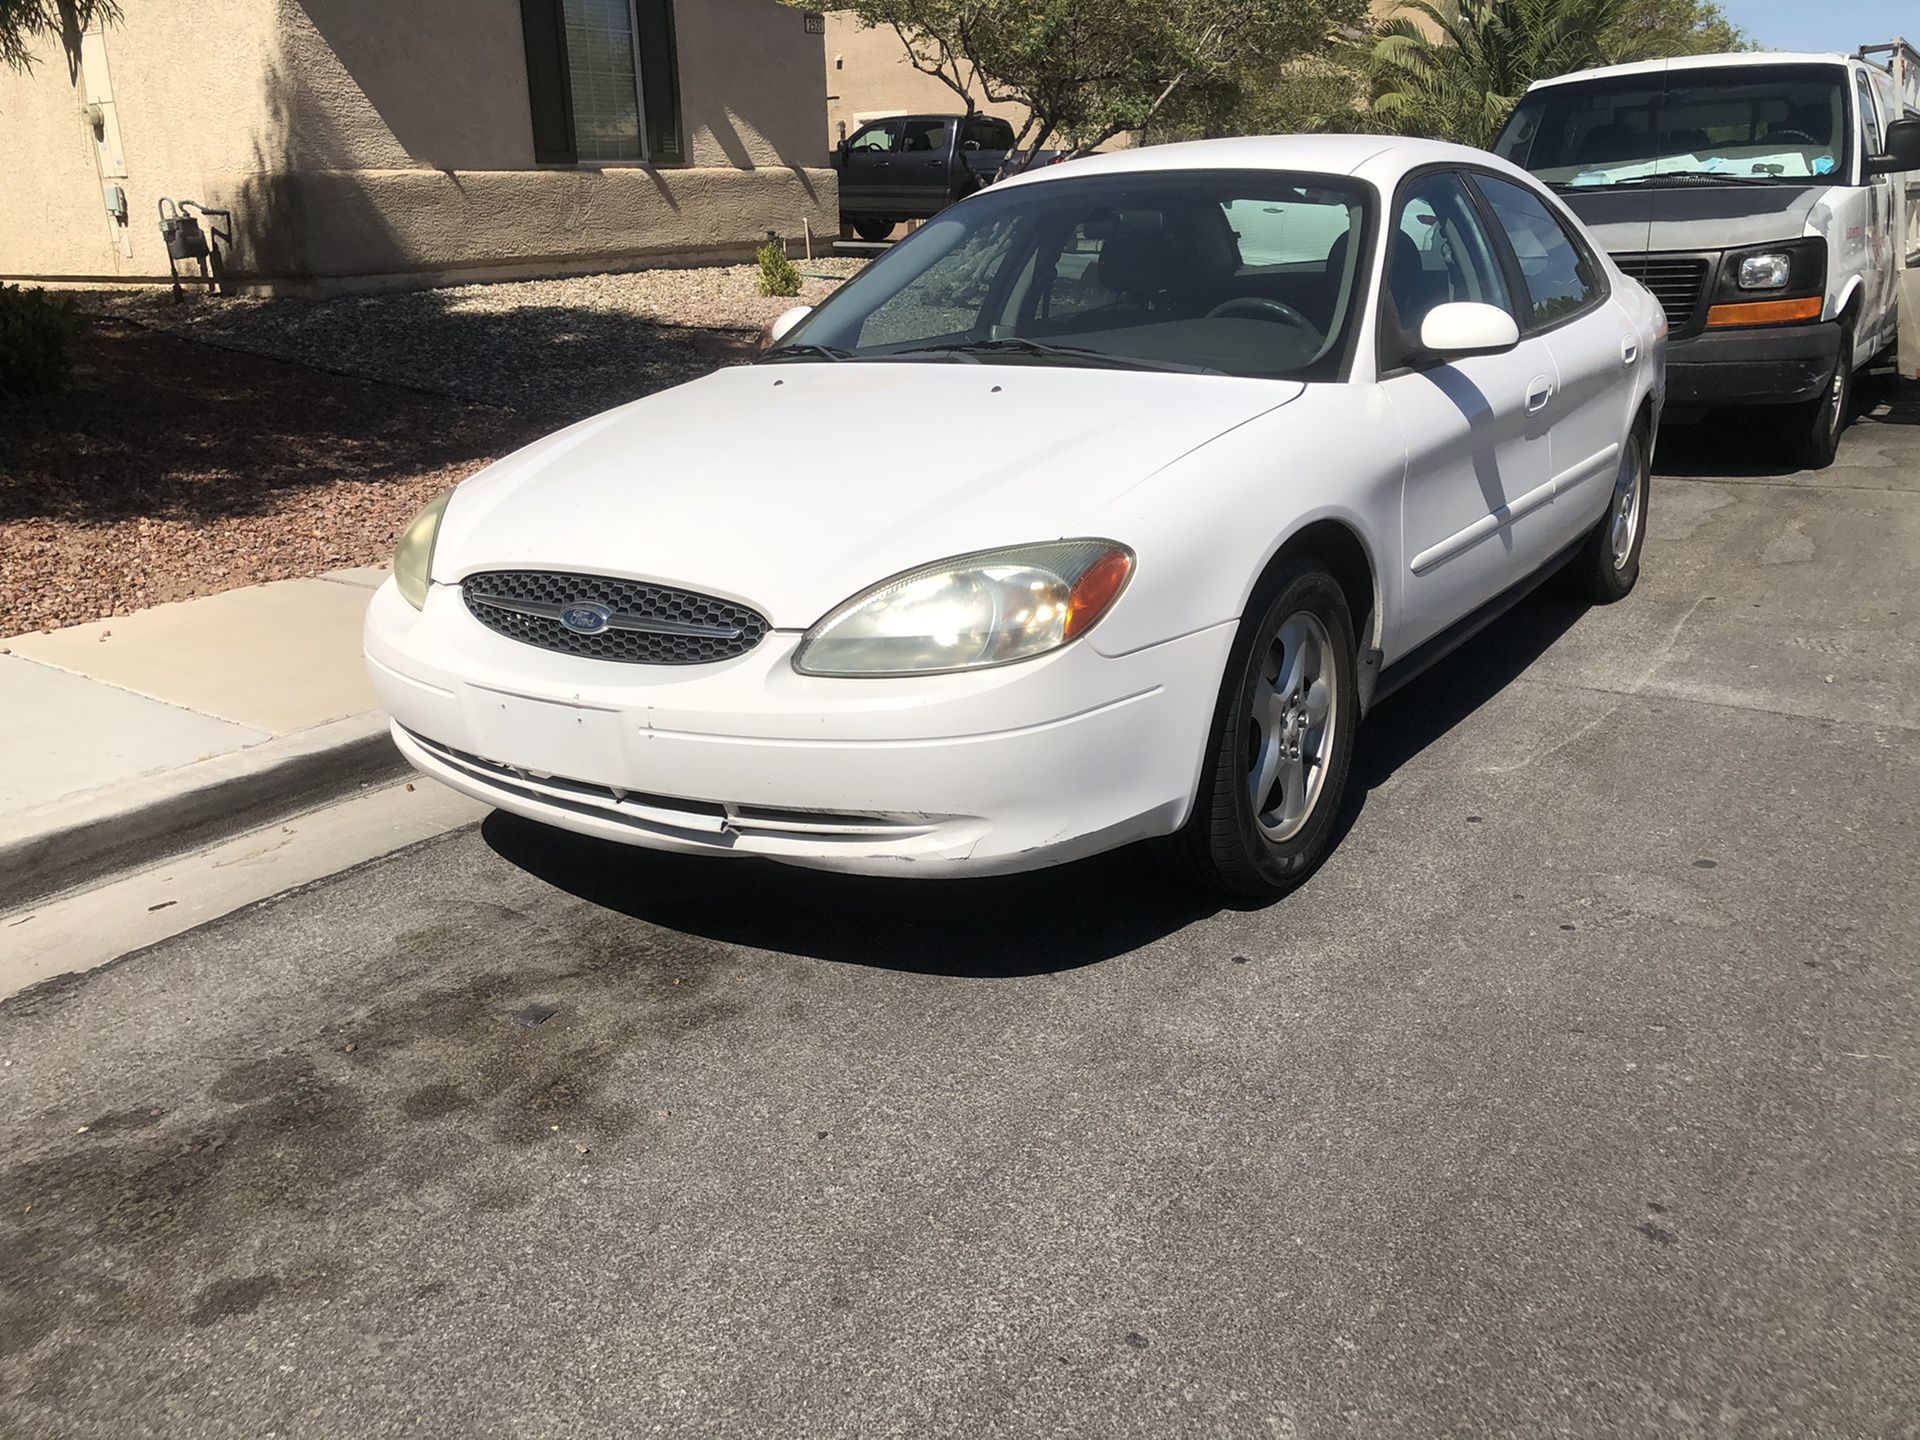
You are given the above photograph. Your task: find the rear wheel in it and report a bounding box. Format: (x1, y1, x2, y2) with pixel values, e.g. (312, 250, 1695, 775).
(1570, 426, 1649, 604)
(1175, 561, 1358, 898)
(851, 218, 895, 242)
(1791, 320, 1853, 471)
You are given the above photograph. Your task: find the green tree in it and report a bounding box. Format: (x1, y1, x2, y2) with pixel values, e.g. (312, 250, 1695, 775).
(1602, 0, 1745, 62)
(804, 0, 1366, 159)
(2, 0, 120, 72)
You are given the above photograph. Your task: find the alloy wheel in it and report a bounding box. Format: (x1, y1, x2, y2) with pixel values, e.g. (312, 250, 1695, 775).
(1247, 612, 1337, 842)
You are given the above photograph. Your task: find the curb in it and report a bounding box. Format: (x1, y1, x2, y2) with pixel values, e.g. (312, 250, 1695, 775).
(0, 713, 408, 913)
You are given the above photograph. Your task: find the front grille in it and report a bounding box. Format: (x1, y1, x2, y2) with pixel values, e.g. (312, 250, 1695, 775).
(461, 570, 769, 665)
(1613, 253, 1711, 333)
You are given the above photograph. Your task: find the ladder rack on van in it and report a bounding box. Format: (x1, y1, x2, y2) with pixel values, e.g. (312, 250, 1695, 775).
(1861, 39, 1920, 376)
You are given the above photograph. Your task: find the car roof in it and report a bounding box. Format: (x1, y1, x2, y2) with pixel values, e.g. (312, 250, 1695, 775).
(1525, 50, 1855, 92)
(992, 133, 1533, 192)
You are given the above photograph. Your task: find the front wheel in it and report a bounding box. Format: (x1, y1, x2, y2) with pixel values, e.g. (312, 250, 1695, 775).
(1174, 561, 1358, 898)
(1791, 323, 1853, 471)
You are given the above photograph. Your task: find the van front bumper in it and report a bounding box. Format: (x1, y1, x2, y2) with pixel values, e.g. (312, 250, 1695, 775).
(1665, 321, 1842, 409)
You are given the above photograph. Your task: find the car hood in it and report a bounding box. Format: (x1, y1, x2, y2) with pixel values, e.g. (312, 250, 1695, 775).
(432, 362, 1302, 627)
(1558, 182, 1829, 256)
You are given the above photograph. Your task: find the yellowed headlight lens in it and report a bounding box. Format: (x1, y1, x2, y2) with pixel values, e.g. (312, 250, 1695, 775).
(393, 491, 452, 610)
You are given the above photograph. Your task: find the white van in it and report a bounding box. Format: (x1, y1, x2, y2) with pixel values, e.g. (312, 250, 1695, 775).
(1493, 44, 1920, 467)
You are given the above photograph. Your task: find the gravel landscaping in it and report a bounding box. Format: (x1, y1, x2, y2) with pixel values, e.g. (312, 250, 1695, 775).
(94, 258, 866, 420)
(0, 320, 549, 636)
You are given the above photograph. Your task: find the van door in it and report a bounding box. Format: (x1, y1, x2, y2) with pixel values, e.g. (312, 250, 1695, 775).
(1856, 67, 1898, 358)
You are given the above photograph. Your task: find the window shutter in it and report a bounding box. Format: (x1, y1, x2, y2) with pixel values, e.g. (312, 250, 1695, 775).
(520, 0, 576, 164)
(633, 0, 684, 164)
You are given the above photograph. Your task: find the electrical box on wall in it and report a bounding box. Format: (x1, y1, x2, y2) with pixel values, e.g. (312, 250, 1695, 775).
(101, 182, 128, 222)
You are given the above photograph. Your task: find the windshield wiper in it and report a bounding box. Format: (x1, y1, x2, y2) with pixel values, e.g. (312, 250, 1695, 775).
(759, 342, 853, 363)
(1604, 171, 1788, 187)
(893, 337, 1223, 375)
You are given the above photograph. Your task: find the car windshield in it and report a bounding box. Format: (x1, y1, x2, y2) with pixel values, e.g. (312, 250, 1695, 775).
(771, 170, 1372, 381)
(1494, 64, 1852, 189)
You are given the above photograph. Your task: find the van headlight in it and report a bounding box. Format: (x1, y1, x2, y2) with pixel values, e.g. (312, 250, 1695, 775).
(793, 540, 1133, 676)
(392, 491, 452, 609)
(1736, 252, 1791, 290)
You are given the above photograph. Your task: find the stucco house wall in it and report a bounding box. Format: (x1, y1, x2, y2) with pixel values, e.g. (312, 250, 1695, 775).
(0, 0, 837, 294)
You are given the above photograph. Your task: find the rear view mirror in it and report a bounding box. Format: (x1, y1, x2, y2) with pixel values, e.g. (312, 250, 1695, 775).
(1417, 302, 1520, 360)
(1865, 116, 1920, 177)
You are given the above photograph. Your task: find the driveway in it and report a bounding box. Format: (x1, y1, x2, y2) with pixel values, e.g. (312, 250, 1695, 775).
(2, 388, 1916, 1437)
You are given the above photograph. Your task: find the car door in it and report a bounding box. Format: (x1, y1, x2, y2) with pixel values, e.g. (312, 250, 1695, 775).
(1377, 170, 1561, 653)
(898, 118, 959, 215)
(841, 121, 902, 215)
(1470, 170, 1635, 545)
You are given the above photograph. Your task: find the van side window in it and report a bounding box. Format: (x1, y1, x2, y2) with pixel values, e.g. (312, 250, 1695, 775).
(1857, 71, 1883, 158)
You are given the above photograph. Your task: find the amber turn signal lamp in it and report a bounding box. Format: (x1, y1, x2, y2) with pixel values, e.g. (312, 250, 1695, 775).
(1064, 547, 1133, 640)
(1705, 297, 1823, 329)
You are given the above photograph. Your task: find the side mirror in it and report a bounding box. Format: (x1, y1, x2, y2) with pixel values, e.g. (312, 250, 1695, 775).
(1416, 302, 1520, 360)
(1865, 116, 1920, 177)
(768, 305, 812, 346)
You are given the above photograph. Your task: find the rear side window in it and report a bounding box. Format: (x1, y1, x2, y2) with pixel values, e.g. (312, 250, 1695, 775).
(1471, 174, 1603, 328)
(963, 117, 1016, 150)
(901, 119, 952, 153)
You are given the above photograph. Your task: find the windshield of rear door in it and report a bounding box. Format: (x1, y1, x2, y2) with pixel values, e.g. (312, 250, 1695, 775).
(1493, 64, 1853, 190)
(771, 170, 1373, 381)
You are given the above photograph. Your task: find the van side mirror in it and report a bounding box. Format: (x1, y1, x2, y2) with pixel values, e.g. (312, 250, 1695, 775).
(1415, 302, 1520, 361)
(1865, 117, 1920, 177)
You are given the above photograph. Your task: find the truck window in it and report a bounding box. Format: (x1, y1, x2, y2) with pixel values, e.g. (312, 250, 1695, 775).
(963, 117, 1016, 150)
(1857, 70, 1883, 157)
(849, 123, 898, 153)
(1494, 63, 1852, 188)
(901, 120, 952, 154)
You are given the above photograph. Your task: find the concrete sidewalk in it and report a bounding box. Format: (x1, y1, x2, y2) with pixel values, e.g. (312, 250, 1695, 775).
(0, 568, 408, 910)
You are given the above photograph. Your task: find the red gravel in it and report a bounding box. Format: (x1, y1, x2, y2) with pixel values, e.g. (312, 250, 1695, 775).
(0, 320, 552, 637)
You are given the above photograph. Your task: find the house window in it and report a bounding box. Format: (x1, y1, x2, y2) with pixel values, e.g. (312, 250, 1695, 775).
(520, 0, 682, 165)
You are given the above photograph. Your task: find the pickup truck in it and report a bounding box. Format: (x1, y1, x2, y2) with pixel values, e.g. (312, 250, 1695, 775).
(832, 113, 1019, 240)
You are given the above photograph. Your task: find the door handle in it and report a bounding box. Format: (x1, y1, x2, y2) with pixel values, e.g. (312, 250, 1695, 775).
(1621, 336, 1639, 366)
(1526, 378, 1554, 413)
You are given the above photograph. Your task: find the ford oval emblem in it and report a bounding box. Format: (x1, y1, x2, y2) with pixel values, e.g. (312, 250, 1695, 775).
(559, 601, 613, 635)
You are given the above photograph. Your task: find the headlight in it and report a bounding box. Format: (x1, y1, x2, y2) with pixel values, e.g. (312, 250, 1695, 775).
(793, 540, 1134, 677)
(392, 491, 452, 609)
(1737, 252, 1791, 290)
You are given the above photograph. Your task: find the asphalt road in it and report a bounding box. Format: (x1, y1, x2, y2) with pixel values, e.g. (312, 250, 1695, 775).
(4, 389, 1917, 1438)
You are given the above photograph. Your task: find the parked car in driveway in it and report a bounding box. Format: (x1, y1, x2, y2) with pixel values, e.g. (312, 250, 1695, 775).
(834, 113, 1018, 240)
(365, 135, 1666, 898)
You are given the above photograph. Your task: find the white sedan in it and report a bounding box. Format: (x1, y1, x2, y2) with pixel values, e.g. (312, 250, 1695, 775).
(365, 135, 1665, 897)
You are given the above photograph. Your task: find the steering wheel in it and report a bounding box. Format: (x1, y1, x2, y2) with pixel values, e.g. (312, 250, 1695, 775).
(1768, 128, 1816, 144)
(1205, 296, 1317, 331)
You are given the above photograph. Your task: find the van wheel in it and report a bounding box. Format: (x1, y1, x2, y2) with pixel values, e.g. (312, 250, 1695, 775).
(851, 219, 895, 242)
(1173, 559, 1358, 898)
(1792, 321, 1853, 471)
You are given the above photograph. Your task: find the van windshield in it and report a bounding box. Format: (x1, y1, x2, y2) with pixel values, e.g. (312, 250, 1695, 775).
(1494, 63, 1852, 189)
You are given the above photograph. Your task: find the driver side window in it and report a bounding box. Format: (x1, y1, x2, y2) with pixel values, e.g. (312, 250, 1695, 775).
(849, 123, 898, 153)
(1385, 172, 1513, 355)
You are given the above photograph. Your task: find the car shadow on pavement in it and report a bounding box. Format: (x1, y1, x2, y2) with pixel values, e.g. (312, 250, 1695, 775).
(482, 590, 1591, 978)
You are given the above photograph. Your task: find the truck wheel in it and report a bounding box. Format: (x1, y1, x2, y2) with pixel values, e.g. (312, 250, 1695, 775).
(851, 219, 895, 242)
(1792, 321, 1853, 471)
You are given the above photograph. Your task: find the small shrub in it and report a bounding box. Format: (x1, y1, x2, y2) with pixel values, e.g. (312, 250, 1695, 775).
(0, 284, 79, 402)
(755, 234, 802, 298)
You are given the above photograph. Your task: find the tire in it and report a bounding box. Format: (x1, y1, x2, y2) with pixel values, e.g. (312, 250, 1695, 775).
(1790, 320, 1853, 471)
(1569, 425, 1649, 604)
(1174, 559, 1359, 898)
(851, 219, 895, 242)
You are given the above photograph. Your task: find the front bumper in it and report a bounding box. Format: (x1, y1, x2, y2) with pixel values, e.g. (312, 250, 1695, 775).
(1665, 320, 1842, 408)
(363, 578, 1234, 877)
